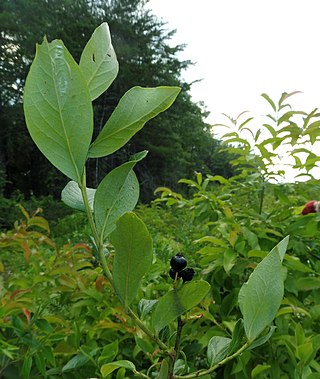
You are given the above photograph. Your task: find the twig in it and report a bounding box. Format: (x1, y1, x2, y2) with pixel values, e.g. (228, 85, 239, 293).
(174, 340, 251, 378)
(168, 316, 184, 378)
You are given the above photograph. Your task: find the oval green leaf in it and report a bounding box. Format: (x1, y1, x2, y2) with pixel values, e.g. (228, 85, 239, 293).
(88, 86, 181, 158)
(24, 38, 93, 182)
(62, 353, 89, 372)
(153, 280, 211, 332)
(98, 340, 118, 366)
(110, 212, 153, 307)
(61, 180, 96, 212)
(207, 336, 231, 367)
(79, 22, 118, 101)
(94, 152, 147, 239)
(238, 236, 289, 340)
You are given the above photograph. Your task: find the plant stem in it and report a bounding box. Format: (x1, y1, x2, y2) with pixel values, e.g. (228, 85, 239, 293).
(174, 341, 251, 379)
(168, 316, 184, 378)
(80, 171, 170, 353)
(126, 307, 169, 351)
(259, 179, 265, 215)
(79, 172, 113, 284)
(134, 369, 151, 379)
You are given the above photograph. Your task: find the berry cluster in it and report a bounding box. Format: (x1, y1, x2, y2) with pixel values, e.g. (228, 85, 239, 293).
(169, 253, 195, 282)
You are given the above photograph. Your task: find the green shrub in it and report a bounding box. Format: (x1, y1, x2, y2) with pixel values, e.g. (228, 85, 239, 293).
(0, 195, 73, 231)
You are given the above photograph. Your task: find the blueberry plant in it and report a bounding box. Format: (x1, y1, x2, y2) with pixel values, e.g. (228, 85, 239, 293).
(1, 22, 290, 378)
(154, 93, 320, 378)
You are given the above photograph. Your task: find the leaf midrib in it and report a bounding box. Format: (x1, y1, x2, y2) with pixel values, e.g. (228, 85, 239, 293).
(90, 91, 175, 150)
(47, 42, 81, 183)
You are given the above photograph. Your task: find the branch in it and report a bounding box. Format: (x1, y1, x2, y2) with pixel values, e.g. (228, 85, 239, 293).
(174, 341, 251, 379)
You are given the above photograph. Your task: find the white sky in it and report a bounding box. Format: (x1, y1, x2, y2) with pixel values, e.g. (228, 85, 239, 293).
(148, 0, 320, 119)
(148, 0, 320, 181)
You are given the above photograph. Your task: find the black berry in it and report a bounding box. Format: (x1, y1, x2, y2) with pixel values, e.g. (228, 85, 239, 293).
(179, 268, 195, 282)
(170, 253, 187, 272)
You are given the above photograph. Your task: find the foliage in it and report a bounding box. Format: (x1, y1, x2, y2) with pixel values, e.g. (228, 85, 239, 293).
(0, 207, 152, 379)
(0, 195, 73, 231)
(153, 92, 320, 378)
(0, 206, 290, 379)
(0, 22, 294, 379)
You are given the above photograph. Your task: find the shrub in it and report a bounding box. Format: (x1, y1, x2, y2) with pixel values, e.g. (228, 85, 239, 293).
(2, 21, 308, 379)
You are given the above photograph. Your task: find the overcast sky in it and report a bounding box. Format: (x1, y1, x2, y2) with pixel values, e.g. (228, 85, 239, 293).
(147, 0, 320, 181)
(148, 0, 320, 123)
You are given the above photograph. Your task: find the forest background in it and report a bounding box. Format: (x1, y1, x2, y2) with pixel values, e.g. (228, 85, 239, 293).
(0, 0, 238, 229)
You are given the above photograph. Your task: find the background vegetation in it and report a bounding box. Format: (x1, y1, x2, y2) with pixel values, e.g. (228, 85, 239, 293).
(2, 86, 320, 377)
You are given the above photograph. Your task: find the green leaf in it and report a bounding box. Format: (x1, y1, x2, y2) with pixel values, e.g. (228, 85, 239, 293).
(296, 342, 314, 363)
(138, 298, 158, 319)
(98, 340, 118, 366)
(174, 359, 188, 375)
(263, 123, 277, 138)
(42, 346, 55, 366)
(284, 255, 313, 273)
(261, 93, 276, 112)
(193, 236, 227, 247)
(94, 152, 147, 239)
(207, 175, 230, 185)
(111, 212, 153, 307)
(35, 319, 54, 333)
(242, 227, 260, 250)
(158, 359, 169, 379)
(278, 110, 306, 125)
(79, 22, 118, 101)
(251, 364, 271, 378)
(223, 248, 237, 274)
(153, 280, 211, 332)
(61, 181, 96, 212)
(135, 336, 154, 354)
(207, 336, 232, 366)
(296, 277, 320, 291)
(278, 91, 302, 108)
(116, 368, 126, 379)
(21, 356, 32, 379)
(223, 137, 251, 148)
(34, 353, 46, 376)
(248, 325, 276, 350)
(238, 236, 289, 340)
(62, 353, 89, 372)
(88, 86, 181, 158)
(101, 360, 136, 378)
(227, 319, 245, 354)
(24, 38, 93, 183)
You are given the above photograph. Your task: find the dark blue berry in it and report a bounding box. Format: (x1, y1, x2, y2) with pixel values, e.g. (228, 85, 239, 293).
(179, 268, 195, 282)
(170, 253, 187, 272)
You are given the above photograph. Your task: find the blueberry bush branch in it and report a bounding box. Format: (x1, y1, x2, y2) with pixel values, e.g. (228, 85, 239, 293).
(174, 341, 252, 379)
